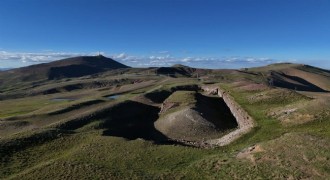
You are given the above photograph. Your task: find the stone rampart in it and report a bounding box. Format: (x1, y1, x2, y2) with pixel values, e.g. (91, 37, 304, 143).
(202, 86, 255, 146)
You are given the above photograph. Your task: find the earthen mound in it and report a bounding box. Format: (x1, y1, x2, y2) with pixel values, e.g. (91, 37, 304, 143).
(154, 91, 237, 142)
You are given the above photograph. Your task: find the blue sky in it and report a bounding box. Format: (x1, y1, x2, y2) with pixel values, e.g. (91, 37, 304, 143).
(0, 0, 330, 69)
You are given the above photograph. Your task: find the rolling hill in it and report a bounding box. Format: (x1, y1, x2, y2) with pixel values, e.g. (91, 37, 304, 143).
(0, 55, 129, 85)
(0, 61, 330, 179)
(247, 63, 330, 92)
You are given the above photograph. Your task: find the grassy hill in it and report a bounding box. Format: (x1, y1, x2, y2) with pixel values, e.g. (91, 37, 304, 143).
(247, 63, 330, 91)
(0, 55, 129, 87)
(0, 61, 330, 179)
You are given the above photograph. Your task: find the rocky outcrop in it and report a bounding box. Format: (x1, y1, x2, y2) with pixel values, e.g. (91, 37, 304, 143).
(202, 86, 256, 146)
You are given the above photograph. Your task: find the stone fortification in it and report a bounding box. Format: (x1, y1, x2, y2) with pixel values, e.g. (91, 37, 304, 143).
(202, 85, 255, 146)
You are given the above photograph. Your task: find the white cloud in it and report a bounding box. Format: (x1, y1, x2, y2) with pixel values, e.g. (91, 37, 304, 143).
(181, 57, 192, 62)
(113, 53, 127, 59)
(0, 51, 86, 63)
(0, 50, 282, 69)
(99, 52, 279, 68)
(0, 51, 104, 65)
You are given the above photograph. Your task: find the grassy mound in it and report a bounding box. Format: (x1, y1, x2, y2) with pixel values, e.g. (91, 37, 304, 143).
(247, 88, 310, 105)
(143, 84, 200, 103)
(155, 91, 237, 142)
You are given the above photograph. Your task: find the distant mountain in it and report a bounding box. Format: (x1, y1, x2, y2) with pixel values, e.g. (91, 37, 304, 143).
(0, 55, 130, 84)
(46, 55, 129, 79)
(155, 64, 197, 77)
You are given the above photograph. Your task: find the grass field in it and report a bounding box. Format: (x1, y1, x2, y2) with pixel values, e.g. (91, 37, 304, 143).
(1, 64, 330, 179)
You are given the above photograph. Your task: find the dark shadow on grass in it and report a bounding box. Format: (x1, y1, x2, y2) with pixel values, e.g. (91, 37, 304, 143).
(195, 94, 238, 131)
(52, 100, 164, 140)
(144, 90, 172, 103)
(48, 99, 105, 115)
(48, 65, 103, 80)
(270, 71, 329, 92)
(0, 129, 74, 162)
(100, 101, 187, 145)
(144, 84, 200, 103)
(55, 100, 184, 144)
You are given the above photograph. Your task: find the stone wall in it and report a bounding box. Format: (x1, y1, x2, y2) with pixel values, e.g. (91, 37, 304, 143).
(202, 85, 255, 146)
(217, 88, 255, 129)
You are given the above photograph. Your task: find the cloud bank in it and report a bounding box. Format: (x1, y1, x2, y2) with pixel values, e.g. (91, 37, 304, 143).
(111, 52, 276, 68)
(0, 51, 97, 63)
(0, 50, 282, 69)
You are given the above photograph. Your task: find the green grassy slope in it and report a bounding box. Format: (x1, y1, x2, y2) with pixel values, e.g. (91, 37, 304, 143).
(1, 63, 330, 179)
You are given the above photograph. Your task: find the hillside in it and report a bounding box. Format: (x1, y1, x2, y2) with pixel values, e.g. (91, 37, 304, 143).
(154, 64, 197, 77)
(0, 62, 330, 179)
(246, 63, 330, 92)
(0, 55, 129, 85)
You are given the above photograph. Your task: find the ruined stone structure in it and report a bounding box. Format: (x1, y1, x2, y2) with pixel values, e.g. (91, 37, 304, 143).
(202, 85, 256, 146)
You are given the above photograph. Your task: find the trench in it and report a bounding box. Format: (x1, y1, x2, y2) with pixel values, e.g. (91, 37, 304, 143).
(0, 85, 251, 156)
(195, 93, 238, 131)
(204, 86, 255, 146)
(101, 101, 168, 142)
(99, 85, 242, 146)
(53, 84, 252, 147)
